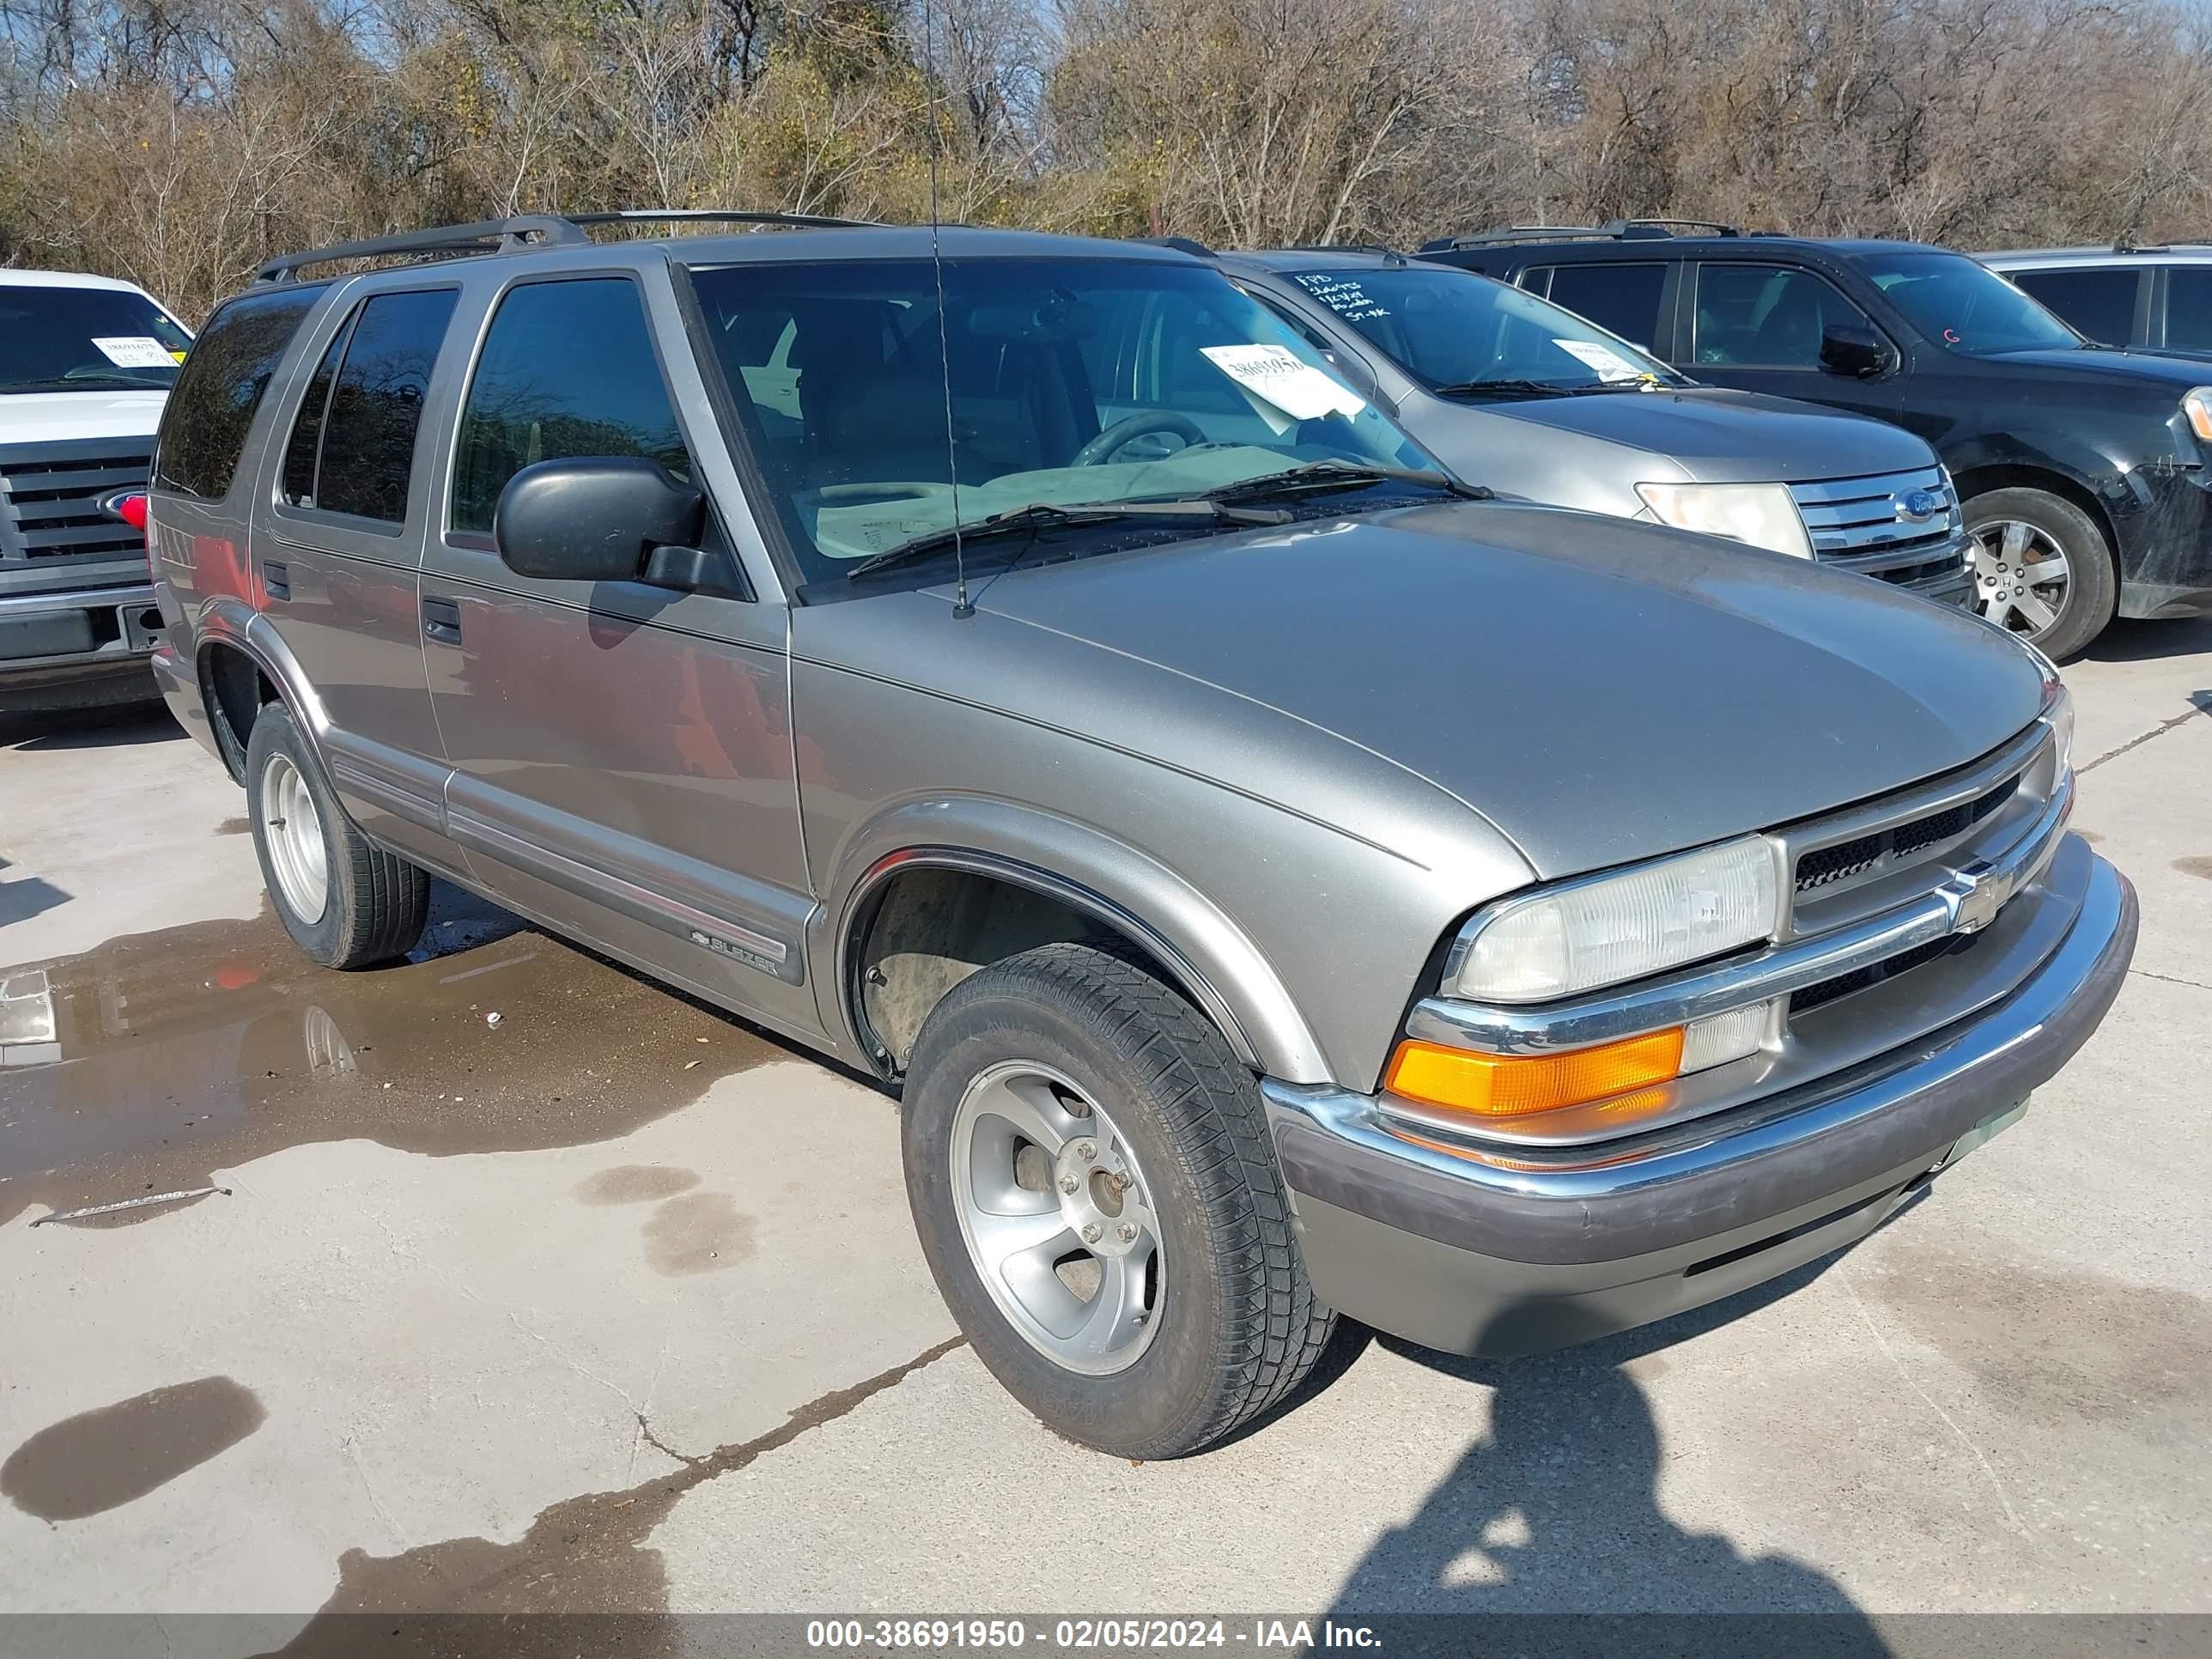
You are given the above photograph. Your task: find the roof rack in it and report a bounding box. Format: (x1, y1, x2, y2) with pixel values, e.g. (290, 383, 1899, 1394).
(1276, 243, 1408, 263)
(1135, 234, 1216, 258)
(1418, 217, 1745, 252)
(254, 208, 882, 284)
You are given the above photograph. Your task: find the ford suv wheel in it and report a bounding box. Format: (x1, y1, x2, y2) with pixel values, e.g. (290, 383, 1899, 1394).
(901, 942, 1335, 1458)
(245, 702, 429, 967)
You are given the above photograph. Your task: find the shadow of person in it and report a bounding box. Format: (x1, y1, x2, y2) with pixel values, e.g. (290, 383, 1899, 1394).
(1322, 1261, 1893, 1657)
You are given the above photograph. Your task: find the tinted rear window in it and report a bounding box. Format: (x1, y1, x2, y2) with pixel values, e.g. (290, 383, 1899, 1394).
(1536, 264, 1668, 351)
(2166, 267, 2212, 354)
(155, 285, 328, 500)
(313, 289, 459, 524)
(2008, 267, 2138, 346)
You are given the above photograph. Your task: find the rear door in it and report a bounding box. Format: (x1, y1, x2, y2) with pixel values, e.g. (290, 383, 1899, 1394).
(251, 282, 463, 866)
(418, 264, 816, 1032)
(1681, 260, 1904, 423)
(1520, 260, 1675, 356)
(2154, 264, 2212, 357)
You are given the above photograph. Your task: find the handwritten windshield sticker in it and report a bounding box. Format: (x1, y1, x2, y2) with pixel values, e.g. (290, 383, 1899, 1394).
(1200, 344, 1368, 433)
(1553, 338, 1647, 384)
(92, 337, 179, 369)
(1291, 273, 1390, 322)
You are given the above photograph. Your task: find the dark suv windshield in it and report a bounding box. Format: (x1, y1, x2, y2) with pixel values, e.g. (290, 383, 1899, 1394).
(0, 284, 192, 393)
(684, 258, 1438, 583)
(1278, 264, 1681, 392)
(1863, 252, 2081, 356)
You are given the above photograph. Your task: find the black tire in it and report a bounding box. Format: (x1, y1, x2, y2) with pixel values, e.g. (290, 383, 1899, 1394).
(244, 702, 428, 968)
(1962, 485, 2117, 659)
(901, 942, 1335, 1458)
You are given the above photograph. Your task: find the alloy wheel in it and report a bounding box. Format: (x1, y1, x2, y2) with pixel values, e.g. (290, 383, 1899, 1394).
(1970, 518, 2071, 637)
(258, 751, 330, 925)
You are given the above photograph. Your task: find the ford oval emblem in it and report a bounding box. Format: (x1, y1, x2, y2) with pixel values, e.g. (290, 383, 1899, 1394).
(1897, 488, 1944, 522)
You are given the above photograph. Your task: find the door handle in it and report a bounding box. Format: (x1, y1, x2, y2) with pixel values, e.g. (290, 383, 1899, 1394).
(421, 596, 462, 643)
(261, 561, 289, 601)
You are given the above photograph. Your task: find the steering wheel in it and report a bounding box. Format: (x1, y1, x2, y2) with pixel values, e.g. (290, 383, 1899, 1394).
(1072, 411, 1207, 467)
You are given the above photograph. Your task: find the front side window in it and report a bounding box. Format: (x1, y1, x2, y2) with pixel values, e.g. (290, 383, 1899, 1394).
(155, 285, 327, 500)
(2164, 267, 2212, 353)
(1863, 252, 2081, 355)
(686, 257, 1437, 586)
(0, 284, 192, 396)
(1278, 264, 1680, 395)
(1535, 264, 1668, 351)
(452, 278, 691, 537)
(307, 289, 458, 524)
(2008, 266, 2140, 347)
(1693, 264, 1875, 368)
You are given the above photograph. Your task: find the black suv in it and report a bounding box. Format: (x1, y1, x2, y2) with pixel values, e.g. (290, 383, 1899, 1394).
(1420, 221, 2212, 655)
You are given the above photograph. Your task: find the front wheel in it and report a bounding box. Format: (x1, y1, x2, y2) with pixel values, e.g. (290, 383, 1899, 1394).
(901, 943, 1334, 1457)
(1962, 486, 2117, 659)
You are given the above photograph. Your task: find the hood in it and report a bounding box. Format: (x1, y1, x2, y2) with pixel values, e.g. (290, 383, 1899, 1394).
(1978, 344, 2212, 392)
(1428, 384, 1938, 483)
(875, 502, 2047, 879)
(0, 390, 167, 445)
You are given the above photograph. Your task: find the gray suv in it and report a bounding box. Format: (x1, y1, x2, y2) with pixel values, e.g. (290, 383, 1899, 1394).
(1199, 246, 1974, 605)
(1978, 243, 2212, 358)
(143, 213, 2136, 1459)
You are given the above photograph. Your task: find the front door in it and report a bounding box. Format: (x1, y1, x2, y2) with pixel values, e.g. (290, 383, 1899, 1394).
(1683, 262, 1905, 426)
(251, 283, 462, 866)
(417, 269, 816, 1034)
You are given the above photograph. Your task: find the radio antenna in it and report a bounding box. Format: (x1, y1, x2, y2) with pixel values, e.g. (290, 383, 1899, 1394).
(922, 0, 972, 618)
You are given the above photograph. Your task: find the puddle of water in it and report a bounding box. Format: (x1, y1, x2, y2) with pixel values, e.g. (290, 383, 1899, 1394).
(0, 884, 781, 1229)
(2, 1376, 264, 1521)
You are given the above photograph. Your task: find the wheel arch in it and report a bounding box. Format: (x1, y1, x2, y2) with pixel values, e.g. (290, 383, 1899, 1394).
(192, 600, 338, 786)
(827, 804, 1332, 1088)
(1950, 463, 2122, 568)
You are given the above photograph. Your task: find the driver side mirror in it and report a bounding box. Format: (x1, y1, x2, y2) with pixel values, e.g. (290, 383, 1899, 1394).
(1819, 323, 1896, 380)
(494, 458, 720, 590)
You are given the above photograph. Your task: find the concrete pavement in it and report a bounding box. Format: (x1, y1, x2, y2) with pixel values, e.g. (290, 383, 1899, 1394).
(2, 617, 2208, 1652)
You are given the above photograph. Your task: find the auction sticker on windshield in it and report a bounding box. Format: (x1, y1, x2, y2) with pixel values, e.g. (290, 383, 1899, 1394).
(1200, 344, 1367, 430)
(1553, 338, 1647, 383)
(91, 336, 179, 369)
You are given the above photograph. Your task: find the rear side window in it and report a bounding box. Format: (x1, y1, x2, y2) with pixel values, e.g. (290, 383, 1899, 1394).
(2008, 267, 2138, 346)
(451, 278, 690, 537)
(1537, 264, 1668, 351)
(300, 289, 459, 524)
(155, 284, 327, 500)
(2165, 267, 2212, 354)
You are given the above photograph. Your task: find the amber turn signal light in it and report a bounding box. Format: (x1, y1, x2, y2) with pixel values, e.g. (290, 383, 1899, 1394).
(1384, 1029, 1686, 1119)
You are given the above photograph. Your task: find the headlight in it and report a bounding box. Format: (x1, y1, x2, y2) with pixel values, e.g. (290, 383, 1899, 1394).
(1635, 481, 1813, 559)
(2183, 388, 2212, 444)
(1446, 836, 1783, 1005)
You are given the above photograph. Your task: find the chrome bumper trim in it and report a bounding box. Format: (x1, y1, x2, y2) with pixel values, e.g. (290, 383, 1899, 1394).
(0, 582, 155, 616)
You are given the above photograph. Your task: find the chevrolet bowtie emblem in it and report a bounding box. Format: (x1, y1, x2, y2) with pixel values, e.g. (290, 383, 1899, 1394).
(1943, 862, 2014, 935)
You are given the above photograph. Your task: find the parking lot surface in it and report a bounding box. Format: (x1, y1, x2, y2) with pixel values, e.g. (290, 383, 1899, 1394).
(3, 618, 2209, 1653)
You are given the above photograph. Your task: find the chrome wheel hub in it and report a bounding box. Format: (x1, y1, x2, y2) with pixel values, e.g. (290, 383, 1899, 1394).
(1970, 519, 2070, 637)
(950, 1060, 1164, 1375)
(258, 752, 329, 925)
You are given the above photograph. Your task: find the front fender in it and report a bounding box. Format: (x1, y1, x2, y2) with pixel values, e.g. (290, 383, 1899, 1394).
(817, 795, 1332, 1085)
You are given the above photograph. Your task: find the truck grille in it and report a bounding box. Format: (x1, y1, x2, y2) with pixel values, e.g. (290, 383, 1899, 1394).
(0, 438, 154, 566)
(1794, 774, 2021, 895)
(1790, 466, 1966, 590)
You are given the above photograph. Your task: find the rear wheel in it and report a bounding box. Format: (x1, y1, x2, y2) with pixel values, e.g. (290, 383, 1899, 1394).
(1963, 486, 2116, 659)
(245, 702, 428, 967)
(901, 942, 1334, 1458)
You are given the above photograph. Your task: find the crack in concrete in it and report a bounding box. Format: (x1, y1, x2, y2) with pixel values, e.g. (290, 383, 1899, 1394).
(2129, 967, 2212, 993)
(265, 1334, 968, 1648)
(2078, 698, 2210, 775)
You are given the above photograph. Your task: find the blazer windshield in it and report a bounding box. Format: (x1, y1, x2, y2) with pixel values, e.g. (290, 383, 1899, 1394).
(685, 257, 1437, 583)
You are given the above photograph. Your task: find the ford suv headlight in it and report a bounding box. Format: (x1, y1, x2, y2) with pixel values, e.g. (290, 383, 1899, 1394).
(1446, 836, 1782, 1005)
(1635, 481, 1814, 560)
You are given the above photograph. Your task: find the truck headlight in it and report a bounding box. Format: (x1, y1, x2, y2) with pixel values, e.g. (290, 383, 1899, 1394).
(1446, 836, 1783, 1005)
(2044, 679, 2074, 777)
(1636, 481, 1813, 559)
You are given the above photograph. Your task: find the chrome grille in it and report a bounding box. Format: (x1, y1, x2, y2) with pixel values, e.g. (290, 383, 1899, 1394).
(0, 439, 153, 565)
(1790, 465, 1966, 590)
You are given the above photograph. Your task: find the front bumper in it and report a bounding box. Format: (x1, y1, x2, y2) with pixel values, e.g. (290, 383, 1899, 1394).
(1262, 843, 2136, 1357)
(0, 581, 164, 703)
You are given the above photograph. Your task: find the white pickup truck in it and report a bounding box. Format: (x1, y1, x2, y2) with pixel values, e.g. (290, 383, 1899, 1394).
(0, 269, 192, 713)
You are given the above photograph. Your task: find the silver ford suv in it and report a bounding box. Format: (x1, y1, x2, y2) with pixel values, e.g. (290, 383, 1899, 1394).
(143, 212, 2136, 1459)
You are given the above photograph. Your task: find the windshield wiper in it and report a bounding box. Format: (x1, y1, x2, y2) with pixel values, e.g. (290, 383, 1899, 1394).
(1198, 460, 1491, 507)
(1430, 378, 1577, 398)
(847, 499, 1289, 580)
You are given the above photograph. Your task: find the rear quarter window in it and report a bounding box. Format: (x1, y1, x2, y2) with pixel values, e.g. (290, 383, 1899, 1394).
(155, 284, 329, 500)
(1536, 263, 1668, 353)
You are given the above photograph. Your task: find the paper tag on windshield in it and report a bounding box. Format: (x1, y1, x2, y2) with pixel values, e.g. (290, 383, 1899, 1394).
(92, 336, 177, 369)
(1200, 345, 1367, 425)
(1553, 339, 1646, 384)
